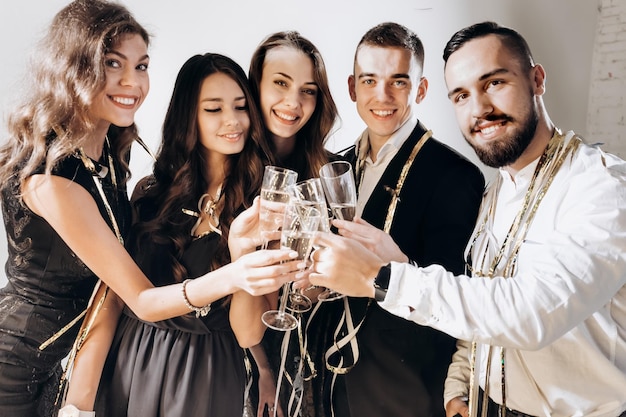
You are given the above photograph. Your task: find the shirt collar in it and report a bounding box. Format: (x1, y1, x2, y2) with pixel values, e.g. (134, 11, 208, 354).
(499, 155, 541, 190)
(355, 115, 418, 164)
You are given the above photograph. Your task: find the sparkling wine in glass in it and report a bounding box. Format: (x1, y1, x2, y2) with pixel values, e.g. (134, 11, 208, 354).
(329, 202, 356, 222)
(262, 201, 320, 331)
(259, 166, 298, 249)
(288, 178, 332, 232)
(316, 161, 358, 302)
(320, 161, 357, 222)
(286, 178, 330, 312)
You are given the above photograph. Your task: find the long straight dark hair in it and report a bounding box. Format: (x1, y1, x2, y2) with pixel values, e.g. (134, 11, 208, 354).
(131, 53, 270, 281)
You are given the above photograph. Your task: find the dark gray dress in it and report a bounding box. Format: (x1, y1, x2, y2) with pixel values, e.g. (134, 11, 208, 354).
(95, 211, 246, 417)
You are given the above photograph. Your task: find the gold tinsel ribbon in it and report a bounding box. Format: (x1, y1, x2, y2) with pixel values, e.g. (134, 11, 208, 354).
(37, 136, 154, 406)
(326, 129, 432, 376)
(466, 130, 581, 417)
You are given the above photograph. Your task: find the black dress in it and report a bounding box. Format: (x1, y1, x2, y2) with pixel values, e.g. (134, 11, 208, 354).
(95, 205, 247, 417)
(0, 154, 131, 417)
(258, 150, 343, 417)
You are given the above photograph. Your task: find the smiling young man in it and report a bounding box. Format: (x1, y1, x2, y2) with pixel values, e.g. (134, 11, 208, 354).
(309, 21, 626, 417)
(317, 22, 485, 417)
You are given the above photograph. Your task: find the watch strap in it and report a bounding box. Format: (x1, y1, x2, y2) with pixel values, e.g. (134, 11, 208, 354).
(373, 263, 391, 302)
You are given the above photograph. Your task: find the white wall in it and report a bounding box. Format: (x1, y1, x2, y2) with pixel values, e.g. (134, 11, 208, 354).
(0, 0, 599, 284)
(588, 0, 626, 158)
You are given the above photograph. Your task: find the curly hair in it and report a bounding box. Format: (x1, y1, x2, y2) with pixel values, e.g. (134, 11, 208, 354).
(130, 53, 269, 281)
(249, 31, 339, 180)
(0, 0, 150, 188)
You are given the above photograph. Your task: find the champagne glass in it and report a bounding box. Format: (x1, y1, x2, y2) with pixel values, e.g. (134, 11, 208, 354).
(319, 161, 357, 221)
(286, 178, 331, 312)
(316, 161, 357, 301)
(262, 201, 321, 331)
(259, 166, 298, 249)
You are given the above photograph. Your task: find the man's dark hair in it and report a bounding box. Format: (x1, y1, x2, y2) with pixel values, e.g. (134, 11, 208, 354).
(357, 22, 425, 68)
(443, 21, 534, 69)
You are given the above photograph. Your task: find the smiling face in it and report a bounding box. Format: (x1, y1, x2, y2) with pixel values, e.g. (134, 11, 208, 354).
(348, 45, 425, 146)
(258, 46, 318, 143)
(90, 33, 149, 133)
(444, 35, 545, 169)
(197, 72, 249, 160)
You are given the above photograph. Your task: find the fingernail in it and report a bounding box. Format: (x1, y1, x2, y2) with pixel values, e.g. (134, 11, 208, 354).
(289, 251, 298, 258)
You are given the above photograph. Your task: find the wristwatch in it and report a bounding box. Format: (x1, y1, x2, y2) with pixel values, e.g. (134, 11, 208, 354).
(58, 405, 96, 417)
(373, 263, 391, 302)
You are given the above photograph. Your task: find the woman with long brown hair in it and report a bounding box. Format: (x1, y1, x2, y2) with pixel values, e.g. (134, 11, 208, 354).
(248, 30, 339, 180)
(248, 30, 341, 417)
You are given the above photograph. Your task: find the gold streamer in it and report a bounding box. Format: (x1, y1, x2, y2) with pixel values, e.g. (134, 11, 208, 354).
(38, 136, 126, 407)
(466, 130, 581, 417)
(326, 130, 432, 375)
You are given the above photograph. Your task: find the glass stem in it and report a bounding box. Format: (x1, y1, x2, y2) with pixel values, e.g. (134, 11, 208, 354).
(277, 281, 291, 316)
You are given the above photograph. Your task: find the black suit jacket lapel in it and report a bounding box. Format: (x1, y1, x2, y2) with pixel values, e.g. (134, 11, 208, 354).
(361, 122, 428, 230)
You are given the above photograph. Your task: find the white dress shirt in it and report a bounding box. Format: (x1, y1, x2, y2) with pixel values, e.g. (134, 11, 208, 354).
(379, 131, 626, 417)
(354, 116, 417, 216)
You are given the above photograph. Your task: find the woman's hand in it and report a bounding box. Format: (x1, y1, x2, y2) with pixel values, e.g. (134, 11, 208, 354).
(256, 367, 283, 417)
(230, 248, 300, 296)
(247, 345, 284, 417)
(229, 197, 263, 260)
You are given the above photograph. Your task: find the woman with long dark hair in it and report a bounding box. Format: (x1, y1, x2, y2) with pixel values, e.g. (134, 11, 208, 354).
(93, 52, 277, 417)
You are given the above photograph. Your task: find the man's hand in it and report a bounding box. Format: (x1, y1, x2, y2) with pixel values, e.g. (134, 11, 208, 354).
(307, 232, 385, 298)
(446, 396, 469, 417)
(333, 217, 408, 263)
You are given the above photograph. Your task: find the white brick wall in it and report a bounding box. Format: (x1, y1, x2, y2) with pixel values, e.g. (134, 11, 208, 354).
(587, 0, 626, 158)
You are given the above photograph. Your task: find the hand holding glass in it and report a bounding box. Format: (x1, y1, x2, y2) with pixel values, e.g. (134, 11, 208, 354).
(316, 161, 357, 301)
(286, 178, 331, 311)
(319, 161, 357, 221)
(262, 201, 321, 331)
(259, 166, 298, 249)
(288, 178, 331, 232)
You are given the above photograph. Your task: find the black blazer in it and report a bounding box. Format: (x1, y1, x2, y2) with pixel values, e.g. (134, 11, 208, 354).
(326, 122, 485, 417)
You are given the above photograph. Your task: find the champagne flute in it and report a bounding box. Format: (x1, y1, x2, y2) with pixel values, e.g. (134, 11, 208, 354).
(286, 178, 331, 312)
(319, 161, 357, 221)
(259, 166, 298, 249)
(288, 178, 332, 231)
(316, 161, 357, 301)
(262, 201, 321, 331)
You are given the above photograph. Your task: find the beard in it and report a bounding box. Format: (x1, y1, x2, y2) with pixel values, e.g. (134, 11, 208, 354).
(465, 104, 539, 169)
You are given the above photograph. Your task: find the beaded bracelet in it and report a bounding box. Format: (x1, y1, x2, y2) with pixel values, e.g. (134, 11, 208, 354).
(181, 279, 211, 317)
